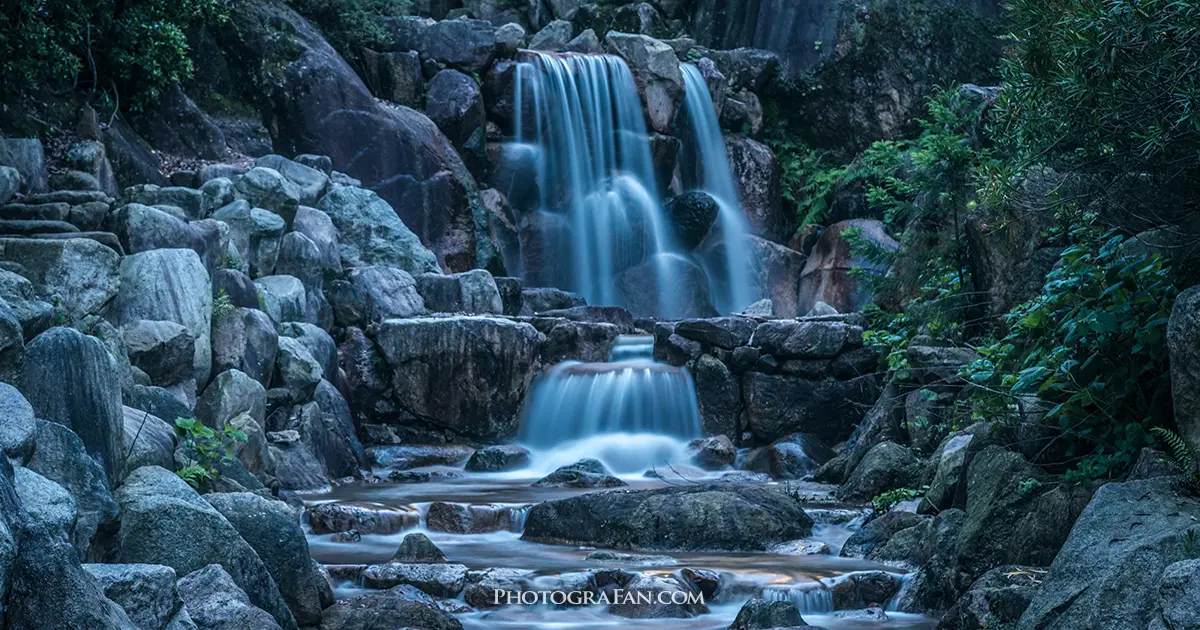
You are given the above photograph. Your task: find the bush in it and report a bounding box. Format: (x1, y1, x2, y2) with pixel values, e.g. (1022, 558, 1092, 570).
(0, 0, 228, 108)
(174, 416, 248, 490)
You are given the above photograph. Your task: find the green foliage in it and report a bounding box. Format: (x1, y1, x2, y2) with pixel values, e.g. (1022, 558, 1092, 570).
(1151, 427, 1200, 494)
(285, 0, 411, 65)
(173, 416, 247, 490)
(962, 225, 1177, 479)
(212, 290, 235, 320)
(872, 486, 928, 513)
(994, 0, 1200, 193)
(0, 0, 229, 108)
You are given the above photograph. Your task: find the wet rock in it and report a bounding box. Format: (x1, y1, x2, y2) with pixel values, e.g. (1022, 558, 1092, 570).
(521, 287, 585, 313)
(675, 317, 758, 349)
(586, 550, 678, 566)
(338, 265, 425, 326)
(524, 484, 812, 551)
(768, 540, 831, 555)
(426, 502, 523, 534)
(463, 568, 532, 609)
(308, 501, 421, 535)
(605, 33, 684, 134)
(84, 563, 181, 630)
(687, 435, 737, 470)
(741, 440, 823, 480)
(533, 317, 621, 364)
(840, 511, 925, 559)
(375, 317, 540, 440)
(371, 444, 476, 469)
(361, 562, 468, 597)
(724, 137, 783, 242)
(615, 254, 718, 319)
(420, 18, 497, 74)
(465, 444, 532, 472)
(177, 563, 283, 630)
(750, 320, 859, 359)
(742, 372, 878, 444)
(728, 598, 807, 629)
(425, 70, 486, 175)
(317, 584, 462, 630)
(393, 533, 447, 563)
(529, 19, 574, 51)
(532, 459, 627, 489)
(112, 466, 298, 629)
(608, 574, 707, 619)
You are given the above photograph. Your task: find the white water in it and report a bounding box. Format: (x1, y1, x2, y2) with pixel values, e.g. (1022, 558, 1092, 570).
(515, 53, 678, 315)
(679, 64, 756, 314)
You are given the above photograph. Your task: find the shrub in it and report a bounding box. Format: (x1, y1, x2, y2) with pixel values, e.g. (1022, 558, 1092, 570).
(174, 416, 248, 490)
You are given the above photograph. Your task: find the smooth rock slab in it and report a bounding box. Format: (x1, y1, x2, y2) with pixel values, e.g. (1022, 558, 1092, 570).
(522, 484, 813, 551)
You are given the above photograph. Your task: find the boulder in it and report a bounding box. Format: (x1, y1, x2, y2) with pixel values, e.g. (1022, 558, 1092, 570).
(0, 269, 54, 338)
(23, 328, 124, 484)
(521, 287, 585, 313)
(522, 484, 813, 551)
(840, 510, 925, 559)
(393, 533, 447, 563)
(0, 138, 48, 192)
(615, 254, 718, 319)
(111, 249, 212, 383)
(206, 492, 328, 626)
(254, 275, 307, 325)
(106, 203, 205, 257)
(723, 137, 784, 243)
(317, 585, 462, 630)
(608, 574, 706, 619)
(374, 317, 541, 440)
(0, 166, 19, 205)
(234, 167, 302, 226)
(360, 562, 468, 597)
(462, 567, 532, 609)
(0, 238, 120, 319)
(840, 442, 918, 502)
(532, 459, 627, 489)
(210, 308, 278, 387)
(693, 354, 739, 439)
(297, 381, 367, 477)
(264, 432, 328, 491)
(529, 19, 574, 50)
(6, 527, 138, 630)
(465, 444, 531, 472)
(664, 192, 720, 250)
(273, 232, 323, 289)
(425, 70, 486, 174)
(532, 317, 621, 364)
(938, 564, 1040, 630)
(604, 32, 685, 134)
(274, 337, 323, 403)
(317, 186, 441, 274)
(675, 317, 758, 349)
(751, 320, 860, 359)
(195, 370, 266, 428)
(113, 466, 298, 629)
(797, 220, 899, 314)
(210, 200, 286, 277)
(686, 435, 737, 469)
(255, 155, 330, 207)
(121, 406, 177, 474)
(728, 598, 808, 630)
(123, 320, 196, 387)
(13, 466, 76, 536)
(84, 563, 181, 630)
(1018, 478, 1200, 629)
(291, 206, 340, 275)
(176, 563, 283, 630)
(413, 269, 503, 314)
(0, 383, 36, 463)
(564, 28, 603, 54)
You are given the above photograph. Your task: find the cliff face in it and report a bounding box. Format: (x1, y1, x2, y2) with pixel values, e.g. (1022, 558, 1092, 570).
(689, 0, 842, 81)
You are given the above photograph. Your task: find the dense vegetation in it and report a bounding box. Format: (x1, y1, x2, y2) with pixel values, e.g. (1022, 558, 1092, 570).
(0, 0, 229, 109)
(769, 0, 1198, 480)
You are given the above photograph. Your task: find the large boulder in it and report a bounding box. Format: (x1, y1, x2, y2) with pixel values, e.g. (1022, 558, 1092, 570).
(338, 265, 426, 325)
(26, 419, 121, 556)
(23, 328, 124, 485)
(317, 187, 441, 274)
(255, 155, 330, 207)
(317, 585, 462, 630)
(522, 484, 813, 551)
(210, 200, 286, 277)
(206, 492, 329, 626)
(0, 138, 47, 192)
(728, 598, 809, 630)
(1169, 286, 1200, 462)
(176, 563, 283, 630)
(797, 220, 899, 314)
(425, 70, 486, 175)
(122, 320, 196, 387)
(112, 466, 298, 629)
(0, 238, 120, 319)
(13, 467, 76, 536)
(6, 527, 138, 630)
(615, 254, 718, 319)
(1018, 478, 1200, 630)
(110, 249, 212, 383)
(106, 203, 206, 258)
(664, 192, 719, 250)
(939, 564, 1040, 630)
(84, 563, 182, 630)
(604, 32, 685, 134)
(413, 269, 503, 314)
(742, 372, 878, 444)
(210, 1, 486, 274)
(374, 317, 541, 440)
(840, 441, 918, 502)
(210, 308, 278, 387)
(0, 383, 36, 462)
(120, 406, 177, 475)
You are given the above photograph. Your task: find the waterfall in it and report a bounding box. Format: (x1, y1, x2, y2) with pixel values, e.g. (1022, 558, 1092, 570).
(679, 63, 756, 314)
(518, 335, 702, 473)
(514, 53, 678, 314)
(763, 583, 835, 615)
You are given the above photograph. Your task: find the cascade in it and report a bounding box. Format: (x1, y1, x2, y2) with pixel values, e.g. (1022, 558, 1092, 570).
(679, 63, 756, 314)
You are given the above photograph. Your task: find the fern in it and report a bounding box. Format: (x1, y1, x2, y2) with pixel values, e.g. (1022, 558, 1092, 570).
(1150, 427, 1200, 493)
